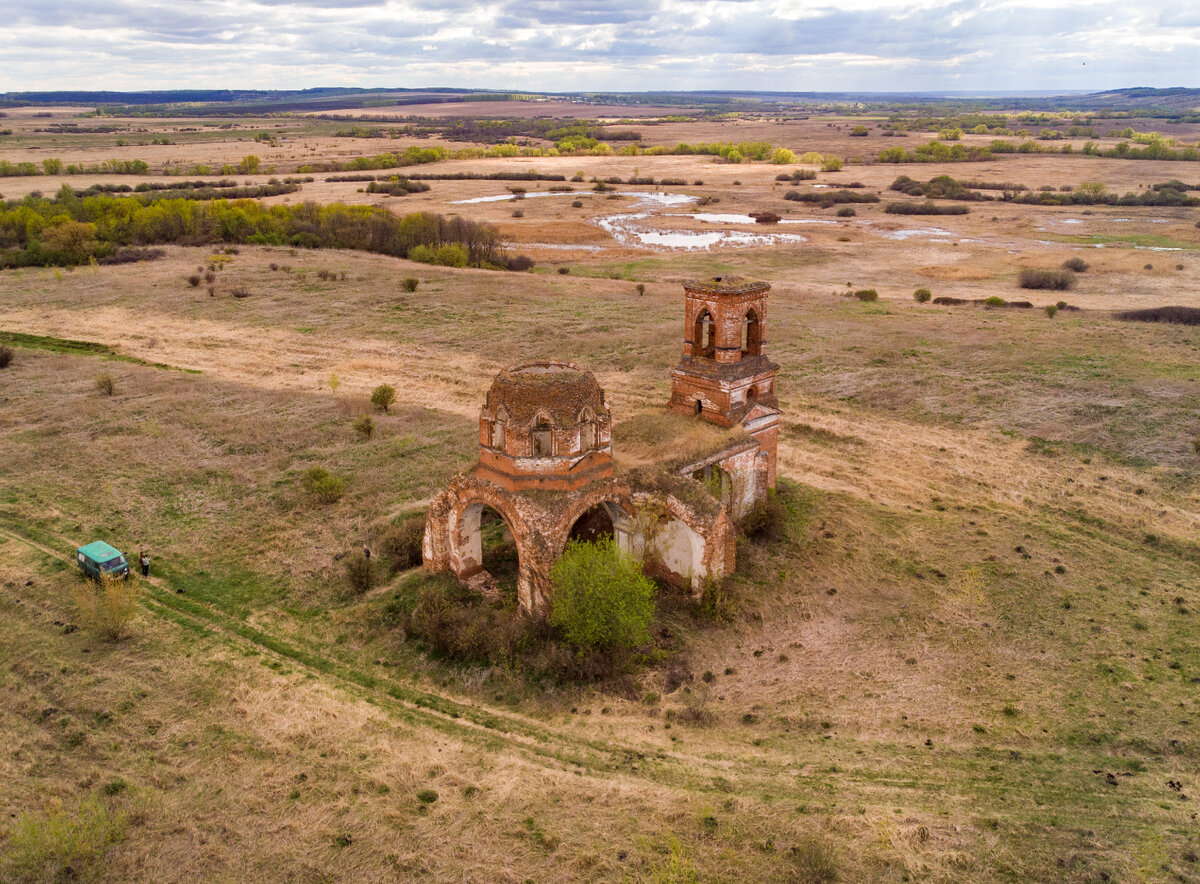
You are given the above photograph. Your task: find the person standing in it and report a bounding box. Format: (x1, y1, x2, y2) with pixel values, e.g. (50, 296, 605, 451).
(140, 551, 150, 577)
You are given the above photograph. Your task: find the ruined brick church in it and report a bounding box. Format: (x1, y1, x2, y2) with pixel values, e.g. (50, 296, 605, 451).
(423, 275, 781, 614)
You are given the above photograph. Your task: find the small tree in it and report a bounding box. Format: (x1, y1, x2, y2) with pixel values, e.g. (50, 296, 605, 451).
(95, 373, 115, 396)
(72, 572, 140, 641)
(353, 415, 374, 440)
(550, 538, 654, 652)
(328, 373, 340, 393)
(371, 384, 396, 413)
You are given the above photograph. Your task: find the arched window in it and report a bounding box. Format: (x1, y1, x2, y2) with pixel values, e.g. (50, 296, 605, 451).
(531, 414, 553, 456)
(693, 309, 715, 359)
(745, 386, 757, 407)
(578, 408, 595, 452)
(492, 407, 508, 449)
(742, 309, 761, 357)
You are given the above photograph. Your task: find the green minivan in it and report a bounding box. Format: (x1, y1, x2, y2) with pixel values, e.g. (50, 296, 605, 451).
(76, 541, 130, 580)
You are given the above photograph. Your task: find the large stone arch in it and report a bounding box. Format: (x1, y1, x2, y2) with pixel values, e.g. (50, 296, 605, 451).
(554, 484, 636, 559)
(424, 475, 551, 613)
(630, 488, 736, 592)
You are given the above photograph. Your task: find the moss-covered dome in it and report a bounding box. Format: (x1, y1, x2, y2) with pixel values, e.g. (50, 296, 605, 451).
(483, 361, 608, 427)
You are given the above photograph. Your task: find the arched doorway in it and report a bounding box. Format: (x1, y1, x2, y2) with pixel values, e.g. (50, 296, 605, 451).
(454, 502, 521, 600)
(568, 503, 615, 544)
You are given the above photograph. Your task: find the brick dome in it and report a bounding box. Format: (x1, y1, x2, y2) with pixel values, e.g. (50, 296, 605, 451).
(477, 362, 613, 492)
(482, 361, 607, 427)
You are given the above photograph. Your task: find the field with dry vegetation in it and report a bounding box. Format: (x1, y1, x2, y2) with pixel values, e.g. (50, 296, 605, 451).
(1, 94, 1199, 882)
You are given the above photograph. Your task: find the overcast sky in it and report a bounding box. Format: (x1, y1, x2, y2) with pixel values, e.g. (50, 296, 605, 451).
(2, 0, 1197, 94)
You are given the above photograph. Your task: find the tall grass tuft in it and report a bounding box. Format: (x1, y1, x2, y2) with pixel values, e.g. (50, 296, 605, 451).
(72, 572, 140, 641)
(2, 794, 128, 884)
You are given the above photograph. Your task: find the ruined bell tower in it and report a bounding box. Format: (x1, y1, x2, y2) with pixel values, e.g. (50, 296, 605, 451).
(667, 276, 780, 487)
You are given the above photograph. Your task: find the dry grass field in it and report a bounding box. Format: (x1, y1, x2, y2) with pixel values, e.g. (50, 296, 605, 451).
(1, 100, 1199, 883)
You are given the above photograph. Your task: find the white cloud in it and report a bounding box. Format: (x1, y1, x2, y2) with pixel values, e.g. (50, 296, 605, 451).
(0, 0, 1196, 92)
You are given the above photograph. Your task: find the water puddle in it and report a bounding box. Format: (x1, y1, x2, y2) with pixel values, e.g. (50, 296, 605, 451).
(690, 212, 837, 226)
(875, 226, 956, 241)
(463, 188, 811, 251)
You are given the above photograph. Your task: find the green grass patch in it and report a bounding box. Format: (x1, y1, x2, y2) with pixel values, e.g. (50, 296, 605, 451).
(1045, 233, 1198, 251)
(0, 330, 201, 373)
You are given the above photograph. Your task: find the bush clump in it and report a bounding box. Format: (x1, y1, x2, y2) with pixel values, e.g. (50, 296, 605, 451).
(1045, 304, 1059, 317)
(550, 538, 655, 652)
(301, 467, 345, 503)
(72, 572, 140, 641)
(402, 277, 419, 292)
(1062, 257, 1089, 273)
(738, 491, 789, 542)
(1019, 268, 1075, 290)
(0, 345, 12, 368)
(370, 384, 396, 412)
(853, 289, 879, 301)
(984, 296, 1006, 308)
(913, 288, 932, 303)
(353, 415, 374, 440)
(378, 516, 426, 572)
(95, 373, 115, 396)
(835, 207, 856, 217)
(344, 550, 374, 593)
(884, 201, 969, 215)
(1115, 306, 1200, 325)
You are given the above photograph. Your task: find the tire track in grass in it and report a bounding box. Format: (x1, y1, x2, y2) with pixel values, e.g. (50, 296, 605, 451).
(0, 522, 808, 796)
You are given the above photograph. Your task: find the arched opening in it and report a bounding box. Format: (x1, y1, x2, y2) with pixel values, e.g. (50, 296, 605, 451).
(742, 309, 761, 357)
(693, 309, 715, 359)
(694, 399, 704, 415)
(455, 502, 521, 600)
(578, 407, 595, 452)
(745, 386, 757, 407)
(531, 414, 553, 456)
(492, 407, 508, 449)
(479, 506, 519, 595)
(568, 503, 615, 544)
(691, 462, 730, 504)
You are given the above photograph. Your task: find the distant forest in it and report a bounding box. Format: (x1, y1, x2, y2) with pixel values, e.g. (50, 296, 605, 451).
(4, 86, 1200, 118)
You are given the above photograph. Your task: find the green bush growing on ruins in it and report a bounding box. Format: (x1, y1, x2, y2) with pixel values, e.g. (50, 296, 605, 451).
(550, 538, 655, 652)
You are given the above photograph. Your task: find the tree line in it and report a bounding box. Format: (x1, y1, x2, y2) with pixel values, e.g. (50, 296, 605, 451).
(0, 186, 529, 271)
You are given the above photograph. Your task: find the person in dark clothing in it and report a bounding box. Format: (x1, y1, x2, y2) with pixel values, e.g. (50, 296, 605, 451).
(363, 546, 371, 561)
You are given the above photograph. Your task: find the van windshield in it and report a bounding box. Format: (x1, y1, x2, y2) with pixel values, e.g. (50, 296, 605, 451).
(100, 556, 127, 570)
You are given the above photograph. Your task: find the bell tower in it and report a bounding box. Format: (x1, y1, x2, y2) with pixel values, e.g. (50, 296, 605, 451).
(667, 276, 780, 486)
